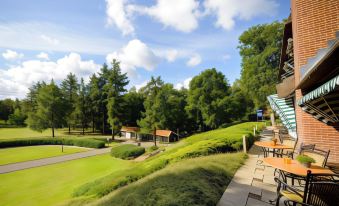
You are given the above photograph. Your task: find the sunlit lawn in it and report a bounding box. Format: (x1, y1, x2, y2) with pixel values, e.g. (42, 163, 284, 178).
(0, 154, 134, 206)
(0, 145, 90, 165)
(0, 127, 111, 140)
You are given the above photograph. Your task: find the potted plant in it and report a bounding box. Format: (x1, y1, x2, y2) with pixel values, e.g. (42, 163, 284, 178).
(296, 155, 316, 168)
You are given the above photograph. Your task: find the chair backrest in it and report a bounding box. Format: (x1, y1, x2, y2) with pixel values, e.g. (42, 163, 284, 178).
(302, 148, 330, 167)
(298, 143, 316, 154)
(304, 173, 339, 206)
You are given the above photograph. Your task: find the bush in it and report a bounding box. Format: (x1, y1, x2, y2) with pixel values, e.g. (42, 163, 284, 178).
(147, 145, 159, 152)
(0, 138, 105, 149)
(111, 144, 145, 159)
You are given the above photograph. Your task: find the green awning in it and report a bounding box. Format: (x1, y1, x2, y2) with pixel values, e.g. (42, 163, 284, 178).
(297, 74, 339, 125)
(267, 94, 297, 138)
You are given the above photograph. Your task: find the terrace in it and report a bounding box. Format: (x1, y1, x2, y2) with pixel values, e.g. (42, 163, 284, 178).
(218, 128, 338, 206)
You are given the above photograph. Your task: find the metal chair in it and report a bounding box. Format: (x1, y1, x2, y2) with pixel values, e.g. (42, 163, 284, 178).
(275, 172, 339, 206)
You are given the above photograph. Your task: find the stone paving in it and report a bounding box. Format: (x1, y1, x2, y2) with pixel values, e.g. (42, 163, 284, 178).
(217, 145, 280, 206)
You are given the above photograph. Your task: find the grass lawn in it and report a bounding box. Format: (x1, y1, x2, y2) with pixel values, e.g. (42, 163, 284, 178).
(0, 154, 134, 206)
(93, 153, 246, 206)
(0, 145, 90, 165)
(0, 127, 111, 140)
(70, 122, 263, 203)
(0, 127, 56, 139)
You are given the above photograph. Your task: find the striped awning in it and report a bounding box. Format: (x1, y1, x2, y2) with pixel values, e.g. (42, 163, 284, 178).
(297, 74, 339, 125)
(267, 94, 297, 138)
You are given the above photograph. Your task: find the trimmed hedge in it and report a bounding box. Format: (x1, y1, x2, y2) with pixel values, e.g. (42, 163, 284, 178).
(0, 138, 105, 149)
(111, 144, 145, 159)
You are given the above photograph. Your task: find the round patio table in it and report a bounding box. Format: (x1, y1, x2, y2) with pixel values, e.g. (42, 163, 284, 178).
(263, 157, 334, 176)
(254, 141, 293, 157)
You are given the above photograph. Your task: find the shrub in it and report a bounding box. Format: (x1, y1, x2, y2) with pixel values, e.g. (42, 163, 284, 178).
(0, 138, 105, 149)
(147, 145, 159, 152)
(111, 144, 145, 159)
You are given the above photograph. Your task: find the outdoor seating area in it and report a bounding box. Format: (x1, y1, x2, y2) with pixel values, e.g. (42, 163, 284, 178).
(257, 127, 339, 206)
(218, 127, 338, 206)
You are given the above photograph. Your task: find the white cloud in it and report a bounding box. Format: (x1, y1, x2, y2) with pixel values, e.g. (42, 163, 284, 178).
(186, 53, 201, 67)
(36, 52, 49, 60)
(0, 22, 122, 55)
(106, 39, 160, 79)
(0, 53, 100, 99)
(2, 49, 24, 61)
(134, 80, 148, 91)
(204, 0, 278, 30)
(223, 54, 231, 60)
(175, 77, 192, 90)
(40, 34, 59, 45)
(164, 49, 179, 62)
(130, 0, 200, 33)
(106, 0, 134, 35)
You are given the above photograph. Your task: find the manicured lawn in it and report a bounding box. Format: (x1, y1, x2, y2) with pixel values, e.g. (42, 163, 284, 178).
(0, 127, 56, 139)
(71, 122, 264, 203)
(93, 153, 246, 206)
(0, 127, 111, 140)
(0, 145, 90, 165)
(0, 154, 134, 206)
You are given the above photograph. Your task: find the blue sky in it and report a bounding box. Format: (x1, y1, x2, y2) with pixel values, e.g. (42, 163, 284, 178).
(0, 0, 290, 99)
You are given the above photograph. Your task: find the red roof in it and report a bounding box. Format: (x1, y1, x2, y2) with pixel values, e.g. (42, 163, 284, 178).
(156, 130, 174, 137)
(121, 126, 140, 132)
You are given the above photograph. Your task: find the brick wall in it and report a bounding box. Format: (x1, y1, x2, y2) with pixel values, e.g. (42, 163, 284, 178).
(291, 0, 339, 163)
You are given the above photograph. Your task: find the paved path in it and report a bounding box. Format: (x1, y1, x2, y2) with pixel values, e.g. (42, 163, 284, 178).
(0, 147, 111, 174)
(217, 146, 280, 206)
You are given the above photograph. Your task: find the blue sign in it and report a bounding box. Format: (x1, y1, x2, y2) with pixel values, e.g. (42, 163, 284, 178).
(257, 110, 263, 118)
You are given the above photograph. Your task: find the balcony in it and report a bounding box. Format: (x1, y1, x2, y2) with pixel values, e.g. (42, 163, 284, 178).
(276, 74, 295, 98)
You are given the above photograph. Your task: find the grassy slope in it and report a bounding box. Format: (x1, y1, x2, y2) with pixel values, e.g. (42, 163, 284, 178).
(72, 122, 264, 201)
(92, 153, 246, 206)
(0, 154, 133, 206)
(0, 145, 90, 165)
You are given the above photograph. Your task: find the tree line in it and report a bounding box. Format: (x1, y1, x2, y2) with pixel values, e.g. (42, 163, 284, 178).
(0, 21, 284, 138)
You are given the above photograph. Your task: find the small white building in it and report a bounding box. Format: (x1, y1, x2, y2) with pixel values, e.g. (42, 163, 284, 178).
(121, 126, 140, 140)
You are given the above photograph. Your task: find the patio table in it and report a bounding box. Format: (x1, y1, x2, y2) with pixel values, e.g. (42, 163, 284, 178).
(263, 157, 334, 176)
(263, 157, 334, 204)
(254, 141, 293, 157)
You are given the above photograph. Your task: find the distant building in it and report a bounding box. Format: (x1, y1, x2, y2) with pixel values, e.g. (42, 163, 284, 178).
(120, 126, 140, 140)
(121, 126, 179, 143)
(268, 0, 339, 163)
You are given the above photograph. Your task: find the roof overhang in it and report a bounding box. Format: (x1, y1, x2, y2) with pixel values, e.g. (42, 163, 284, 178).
(297, 39, 339, 90)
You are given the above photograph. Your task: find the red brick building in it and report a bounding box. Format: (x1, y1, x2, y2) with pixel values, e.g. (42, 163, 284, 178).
(269, 0, 339, 164)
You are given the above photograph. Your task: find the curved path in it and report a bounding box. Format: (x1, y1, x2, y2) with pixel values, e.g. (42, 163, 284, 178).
(0, 147, 111, 174)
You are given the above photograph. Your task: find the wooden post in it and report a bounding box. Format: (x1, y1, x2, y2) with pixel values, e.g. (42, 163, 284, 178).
(253, 127, 256, 136)
(243, 135, 247, 153)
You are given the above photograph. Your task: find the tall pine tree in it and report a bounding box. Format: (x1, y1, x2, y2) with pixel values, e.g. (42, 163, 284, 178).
(105, 59, 129, 139)
(61, 73, 78, 134)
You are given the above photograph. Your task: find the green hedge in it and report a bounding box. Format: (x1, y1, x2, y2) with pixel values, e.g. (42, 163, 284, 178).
(111, 144, 145, 159)
(0, 138, 105, 149)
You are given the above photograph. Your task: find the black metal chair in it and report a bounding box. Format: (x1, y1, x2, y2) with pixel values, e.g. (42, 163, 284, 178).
(275, 172, 339, 206)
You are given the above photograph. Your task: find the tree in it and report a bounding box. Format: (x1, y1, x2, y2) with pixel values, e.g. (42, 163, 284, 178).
(0, 99, 15, 122)
(228, 80, 253, 121)
(138, 76, 164, 146)
(122, 87, 145, 127)
(75, 78, 90, 135)
(8, 108, 26, 126)
(98, 63, 110, 134)
(105, 60, 129, 139)
(61, 73, 78, 134)
(26, 81, 68, 137)
(88, 74, 101, 133)
(186, 68, 231, 130)
(238, 21, 284, 109)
